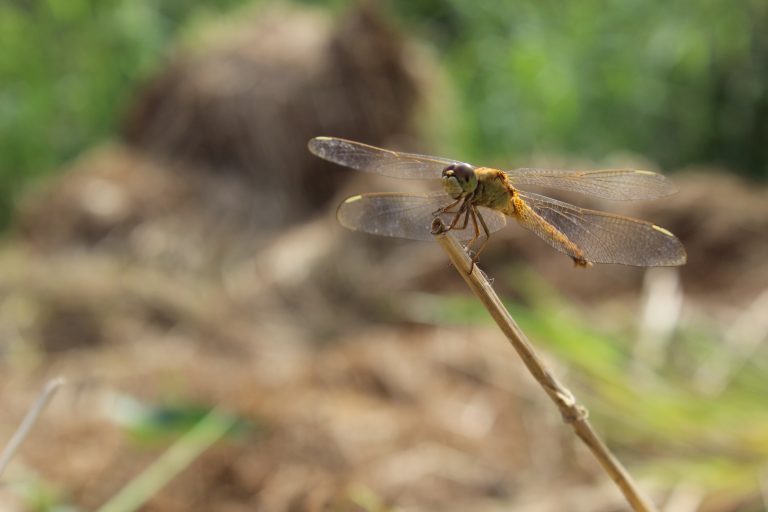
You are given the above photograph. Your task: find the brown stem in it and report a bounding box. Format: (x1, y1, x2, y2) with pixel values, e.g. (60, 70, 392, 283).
(431, 219, 658, 512)
(0, 378, 65, 477)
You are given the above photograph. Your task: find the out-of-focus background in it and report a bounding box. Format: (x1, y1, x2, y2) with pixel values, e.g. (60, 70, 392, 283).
(1, 1, 767, 511)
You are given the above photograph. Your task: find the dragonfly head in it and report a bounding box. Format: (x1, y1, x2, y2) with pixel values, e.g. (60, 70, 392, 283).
(442, 163, 477, 199)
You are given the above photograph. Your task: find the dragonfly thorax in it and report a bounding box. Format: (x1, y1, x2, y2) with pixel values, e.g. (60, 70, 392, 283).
(442, 163, 478, 199)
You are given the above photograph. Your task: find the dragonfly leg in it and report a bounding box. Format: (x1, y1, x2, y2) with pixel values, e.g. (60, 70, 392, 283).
(432, 197, 462, 217)
(445, 198, 470, 231)
(456, 206, 471, 231)
(469, 208, 493, 271)
(466, 207, 482, 273)
(463, 207, 479, 251)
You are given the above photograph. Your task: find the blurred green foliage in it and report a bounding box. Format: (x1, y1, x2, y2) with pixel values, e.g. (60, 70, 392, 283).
(1, 0, 767, 228)
(0, 0, 246, 225)
(126, 402, 253, 444)
(387, 0, 768, 176)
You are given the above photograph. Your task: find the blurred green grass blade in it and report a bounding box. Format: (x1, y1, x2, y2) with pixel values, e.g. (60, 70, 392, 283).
(97, 407, 237, 512)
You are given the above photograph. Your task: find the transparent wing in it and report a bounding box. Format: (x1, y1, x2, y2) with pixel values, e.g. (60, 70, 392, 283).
(337, 192, 507, 241)
(507, 168, 676, 200)
(309, 137, 460, 179)
(515, 191, 686, 266)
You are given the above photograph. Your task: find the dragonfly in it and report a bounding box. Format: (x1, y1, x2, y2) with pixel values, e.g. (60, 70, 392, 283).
(308, 136, 687, 268)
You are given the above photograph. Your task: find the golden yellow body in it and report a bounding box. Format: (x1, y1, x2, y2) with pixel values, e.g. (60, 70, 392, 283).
(470, 168, 589, 266)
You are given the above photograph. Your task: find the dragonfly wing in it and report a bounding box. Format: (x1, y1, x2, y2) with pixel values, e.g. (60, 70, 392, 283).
(309, 137, 460, 179)
(507, 168, 676, 200)
(514, 191, 686, 266)
(337, 192, 507, 242)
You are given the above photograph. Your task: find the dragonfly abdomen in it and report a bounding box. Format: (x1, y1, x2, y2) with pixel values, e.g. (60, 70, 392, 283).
(509, 194, 590, 267)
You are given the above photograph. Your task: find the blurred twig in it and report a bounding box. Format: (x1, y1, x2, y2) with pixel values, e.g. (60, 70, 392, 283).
(0, 377, 65, 478)
(431, 220, 658, 512)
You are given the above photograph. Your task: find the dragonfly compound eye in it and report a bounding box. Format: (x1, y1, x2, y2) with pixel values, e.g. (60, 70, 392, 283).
(442, 162, 478, 198)
(453, 163, 475, 183)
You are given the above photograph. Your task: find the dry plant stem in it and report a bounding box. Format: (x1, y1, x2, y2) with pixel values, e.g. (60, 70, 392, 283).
(432, 223, 658, 512)
(0, 377, 65, 478)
